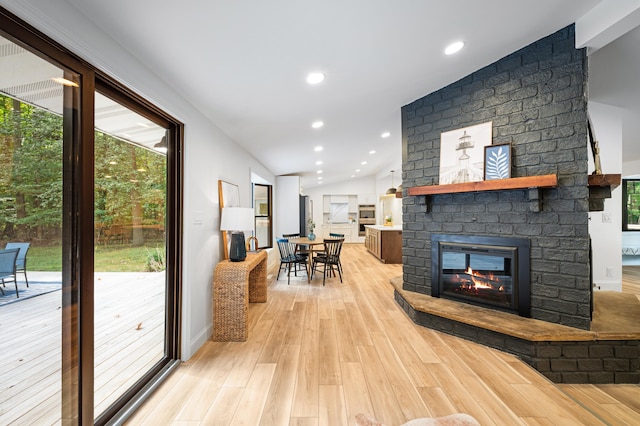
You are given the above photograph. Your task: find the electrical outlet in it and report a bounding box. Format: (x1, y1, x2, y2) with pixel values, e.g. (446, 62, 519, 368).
(602, 212, 612, 223)
(606, 267, 613, 277)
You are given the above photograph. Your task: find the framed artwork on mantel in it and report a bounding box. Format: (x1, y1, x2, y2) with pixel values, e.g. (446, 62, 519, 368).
(484, 143, 512, 180)
(218, 180, 240, 259)
(439, 121, 492, 185)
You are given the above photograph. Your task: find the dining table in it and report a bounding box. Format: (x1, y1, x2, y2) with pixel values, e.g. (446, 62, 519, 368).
(291, 237, 326, 282)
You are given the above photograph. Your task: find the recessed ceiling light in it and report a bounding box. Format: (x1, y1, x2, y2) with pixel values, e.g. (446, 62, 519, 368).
(317, 170, 323, 174)
(318, 176, 323, 180)
(314, 146, 323, 152)
(361, 161, 367, 165)
(312, 121, 324, 129)
(316, 160, 323, 165)
(445, 41, 464, 55)
(306, 72, 325, 84)
(381, 132, 391, 138)
(369, 150, 376, 154)
(351, 175, 356, 178)
(355, 169, 361, 173)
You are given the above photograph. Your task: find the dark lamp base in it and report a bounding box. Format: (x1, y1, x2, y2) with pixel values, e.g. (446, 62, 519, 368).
(229, 232, 247, 262)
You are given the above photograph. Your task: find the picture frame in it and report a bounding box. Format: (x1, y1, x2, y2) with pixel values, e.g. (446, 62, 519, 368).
(439, 121, 492, 184)
(218, 180, 240, 259)
(484, 143, 512, 180)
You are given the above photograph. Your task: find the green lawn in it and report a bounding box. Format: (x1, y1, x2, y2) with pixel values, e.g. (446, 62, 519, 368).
(28, 243, 165, 272)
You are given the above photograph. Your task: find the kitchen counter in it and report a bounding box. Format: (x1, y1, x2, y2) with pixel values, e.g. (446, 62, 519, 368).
(364, 226, 402, 264)
(364, 225, 402, 231)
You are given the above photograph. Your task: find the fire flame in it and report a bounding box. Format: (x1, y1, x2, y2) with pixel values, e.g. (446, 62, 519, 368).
(462, 267, 503, 291)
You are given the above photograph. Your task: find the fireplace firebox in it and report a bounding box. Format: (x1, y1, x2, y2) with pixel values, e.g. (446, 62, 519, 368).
(431, 234, 531, 317)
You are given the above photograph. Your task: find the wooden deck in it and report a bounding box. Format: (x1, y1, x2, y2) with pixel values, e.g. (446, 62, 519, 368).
(127, 245, 640, 425)
(0, 272, 165, 425)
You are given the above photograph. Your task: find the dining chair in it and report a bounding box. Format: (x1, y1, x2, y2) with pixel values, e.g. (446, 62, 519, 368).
(5, 242, 30, 287)
(311, 239, 343, 286)
(283, 233, 309, 258)
(276, 238, 308, 285)
(315, 234, 345, 271)
(0, 248, 20, 297)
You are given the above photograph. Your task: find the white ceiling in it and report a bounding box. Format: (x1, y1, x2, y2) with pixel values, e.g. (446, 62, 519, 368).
(55, 0, 630, 188)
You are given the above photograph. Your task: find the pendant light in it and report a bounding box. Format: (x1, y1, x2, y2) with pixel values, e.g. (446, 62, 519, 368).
(386, 170, 397, 195)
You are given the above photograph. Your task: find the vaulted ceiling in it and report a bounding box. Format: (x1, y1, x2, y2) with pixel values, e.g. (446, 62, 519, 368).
(9, 0, 640, 187)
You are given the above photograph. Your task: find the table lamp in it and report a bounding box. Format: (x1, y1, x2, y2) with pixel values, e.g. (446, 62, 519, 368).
(220, 207, 255, 261)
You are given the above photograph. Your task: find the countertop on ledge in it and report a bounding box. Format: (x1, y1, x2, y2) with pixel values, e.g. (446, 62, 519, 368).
(364, 225, 402, 231)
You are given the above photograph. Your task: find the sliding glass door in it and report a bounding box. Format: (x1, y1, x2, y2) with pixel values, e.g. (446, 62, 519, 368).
(0, 7, 182, 425)
(0, 34, 68, 425)
(92, 91, 169, 418)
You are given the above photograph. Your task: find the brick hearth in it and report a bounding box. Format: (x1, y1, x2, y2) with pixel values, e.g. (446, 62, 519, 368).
(391, 277, 640, 384)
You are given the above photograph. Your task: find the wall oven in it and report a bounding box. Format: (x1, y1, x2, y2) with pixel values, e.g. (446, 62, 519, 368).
(358, 204, 375, 219)
(358, 205, 376, 236)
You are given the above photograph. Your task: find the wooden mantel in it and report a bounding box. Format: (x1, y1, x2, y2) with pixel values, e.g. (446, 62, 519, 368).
(587, 173, 621, 212)
(407, 174, 558, 212)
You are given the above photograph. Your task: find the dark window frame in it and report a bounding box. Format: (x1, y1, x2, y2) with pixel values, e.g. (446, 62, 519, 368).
(253, 183, 273, 249)
(622, 178, 640, 231)
(0, 6, 183, 425)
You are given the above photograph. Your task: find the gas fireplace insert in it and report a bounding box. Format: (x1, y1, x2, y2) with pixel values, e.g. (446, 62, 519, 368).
(431, 234, 531, 317)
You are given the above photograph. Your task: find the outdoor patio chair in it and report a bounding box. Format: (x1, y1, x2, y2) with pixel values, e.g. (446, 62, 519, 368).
(0, 248, 20, 297)
(5, 242, 30, 287)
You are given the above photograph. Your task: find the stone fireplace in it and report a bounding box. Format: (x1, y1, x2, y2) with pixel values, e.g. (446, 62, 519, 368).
(400, 25, 592, 331)
(431, 234, 530, 317)
(395, 24, 639, 385)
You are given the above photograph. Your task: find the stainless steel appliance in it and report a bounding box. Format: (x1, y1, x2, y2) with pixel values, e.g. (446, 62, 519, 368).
(358, 204, 375, 236)
(358, 204, 375, 219)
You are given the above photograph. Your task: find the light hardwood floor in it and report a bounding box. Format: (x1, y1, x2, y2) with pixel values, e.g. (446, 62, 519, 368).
(127, 245, 640, 425)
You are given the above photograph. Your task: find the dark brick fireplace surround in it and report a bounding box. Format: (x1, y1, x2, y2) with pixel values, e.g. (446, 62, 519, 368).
(397, 25, 639, 383)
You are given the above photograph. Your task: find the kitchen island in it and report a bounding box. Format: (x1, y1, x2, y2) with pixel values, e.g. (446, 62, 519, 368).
(364, 225, 402, 264)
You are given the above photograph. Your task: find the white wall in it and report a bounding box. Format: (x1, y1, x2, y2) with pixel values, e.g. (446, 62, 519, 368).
(275, 176, 300, 238)
(587, 101, 623, 291)
(1, 0, 275, 360)
(622, 108, 640, 264)
(303, 176, 377, 228)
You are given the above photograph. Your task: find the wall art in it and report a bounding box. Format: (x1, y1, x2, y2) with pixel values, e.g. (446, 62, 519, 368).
(439, 121, 492, 184)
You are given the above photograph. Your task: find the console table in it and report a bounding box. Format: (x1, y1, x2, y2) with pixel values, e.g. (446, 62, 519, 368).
(213, 250, 268, 341)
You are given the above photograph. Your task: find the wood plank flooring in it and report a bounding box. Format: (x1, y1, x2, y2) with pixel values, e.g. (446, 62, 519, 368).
(127, 246, 640, 425)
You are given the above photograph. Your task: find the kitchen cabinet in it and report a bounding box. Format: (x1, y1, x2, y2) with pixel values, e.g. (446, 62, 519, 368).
(365, 225, 402, 264)
(323, 195, 331, 213)
(325, 223, 358, 243)
(348, 195, 358, 212)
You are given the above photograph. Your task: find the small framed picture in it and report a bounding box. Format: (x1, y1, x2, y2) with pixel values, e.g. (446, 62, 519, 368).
(484, 143, 512, 180)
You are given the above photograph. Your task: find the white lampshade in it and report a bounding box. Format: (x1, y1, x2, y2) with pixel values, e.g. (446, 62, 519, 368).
(220, 207, 254, 232)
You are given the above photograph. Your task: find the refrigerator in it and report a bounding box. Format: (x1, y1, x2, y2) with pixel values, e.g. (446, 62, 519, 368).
(300, 195, 311, 235)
